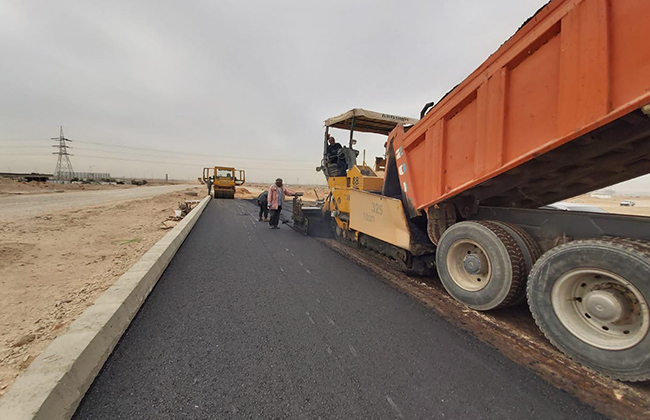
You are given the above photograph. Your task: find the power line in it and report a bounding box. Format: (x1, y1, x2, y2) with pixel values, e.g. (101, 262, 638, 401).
(3, 146, 51, 149)
(71, 146, 314, 165)
(3, 150, 316, 169)
(73, 140, 316, 164)
(72, 154, 316, 171)
(1, 136, 325, 172)
(2, 144, 314, 164)
(2, 153, 50, 157)
(1, 137, 319, 164)
(0, 138, 48, 141)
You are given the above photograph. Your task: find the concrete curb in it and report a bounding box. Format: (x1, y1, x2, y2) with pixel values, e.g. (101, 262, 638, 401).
(0, 195, 212, 420)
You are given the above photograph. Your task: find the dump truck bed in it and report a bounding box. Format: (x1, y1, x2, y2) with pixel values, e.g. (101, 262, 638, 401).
(393, 0, 650, 210)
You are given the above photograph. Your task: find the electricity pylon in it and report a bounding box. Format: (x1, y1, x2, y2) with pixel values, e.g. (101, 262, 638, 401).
(52, 126, 75, 180)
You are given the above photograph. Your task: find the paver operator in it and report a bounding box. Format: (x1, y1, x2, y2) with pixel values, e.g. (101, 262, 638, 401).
(326, 135, 347, 176)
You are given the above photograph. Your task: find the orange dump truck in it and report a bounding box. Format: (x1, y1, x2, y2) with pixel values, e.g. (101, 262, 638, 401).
(307, 0, 650, 381)
(389, 0, 650, 381)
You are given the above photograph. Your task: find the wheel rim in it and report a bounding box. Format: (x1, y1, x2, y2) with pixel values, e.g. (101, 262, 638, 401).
(552, 268, 649, 350)
(446, 239, 491, 291)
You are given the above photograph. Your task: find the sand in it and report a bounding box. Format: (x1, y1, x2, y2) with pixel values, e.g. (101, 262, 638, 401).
(0, 180, 204, 394)
(567, 194, 650, 217)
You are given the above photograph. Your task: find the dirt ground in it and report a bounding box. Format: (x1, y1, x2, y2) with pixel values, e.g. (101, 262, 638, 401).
(567, 194, 650, 216)
(0, 180, 204, 395)
(0, 178, 184, 197)
(0, 178, 132, 196)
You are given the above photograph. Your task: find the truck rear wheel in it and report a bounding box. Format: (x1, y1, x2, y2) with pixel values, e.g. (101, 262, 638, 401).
(527, 238, 650, 381)
(491, 221, 541, 305)
(490, 221, 541, 273)
(436, 221, 526, 310)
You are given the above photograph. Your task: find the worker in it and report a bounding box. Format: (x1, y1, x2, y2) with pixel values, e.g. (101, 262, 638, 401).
(206, 176, 212, 195)
(257, 190, 269, 222)
(326, 135, 347, 176)
(267, 178, 296, 229)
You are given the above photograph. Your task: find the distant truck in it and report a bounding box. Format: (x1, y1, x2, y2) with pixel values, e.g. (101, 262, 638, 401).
(296, 0, 650, 381)
(202, 166, 245, 199)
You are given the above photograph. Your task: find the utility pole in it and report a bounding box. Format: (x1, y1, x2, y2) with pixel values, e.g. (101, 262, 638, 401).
(52, 126, 75, 180)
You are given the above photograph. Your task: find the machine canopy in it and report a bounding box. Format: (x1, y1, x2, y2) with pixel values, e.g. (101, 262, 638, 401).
(324, 108, 418, 136)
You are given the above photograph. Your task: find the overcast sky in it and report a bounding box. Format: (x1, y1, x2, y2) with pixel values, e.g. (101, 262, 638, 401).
(1, 0, 648, 190)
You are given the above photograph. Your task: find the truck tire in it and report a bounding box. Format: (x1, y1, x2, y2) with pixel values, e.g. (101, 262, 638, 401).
(490, 221, 541, 272)
(527, 238, 650, 381)
(436, 221, 526, 310)
(491, 221, 542, 305)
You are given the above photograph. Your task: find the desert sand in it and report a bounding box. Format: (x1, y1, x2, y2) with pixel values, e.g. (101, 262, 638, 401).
(0, 179, 204, 394)
(567, 194, 650, 217)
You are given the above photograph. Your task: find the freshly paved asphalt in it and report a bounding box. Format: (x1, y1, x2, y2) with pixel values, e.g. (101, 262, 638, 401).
(74, 199, 604, 419)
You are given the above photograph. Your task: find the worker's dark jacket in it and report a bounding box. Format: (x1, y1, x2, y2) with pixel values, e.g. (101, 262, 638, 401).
(257, 191, 268, 206)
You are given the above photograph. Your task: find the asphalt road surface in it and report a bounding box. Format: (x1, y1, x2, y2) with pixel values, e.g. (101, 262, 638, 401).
(74, 199, 605, 419)
(0, 184, 196, 222)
